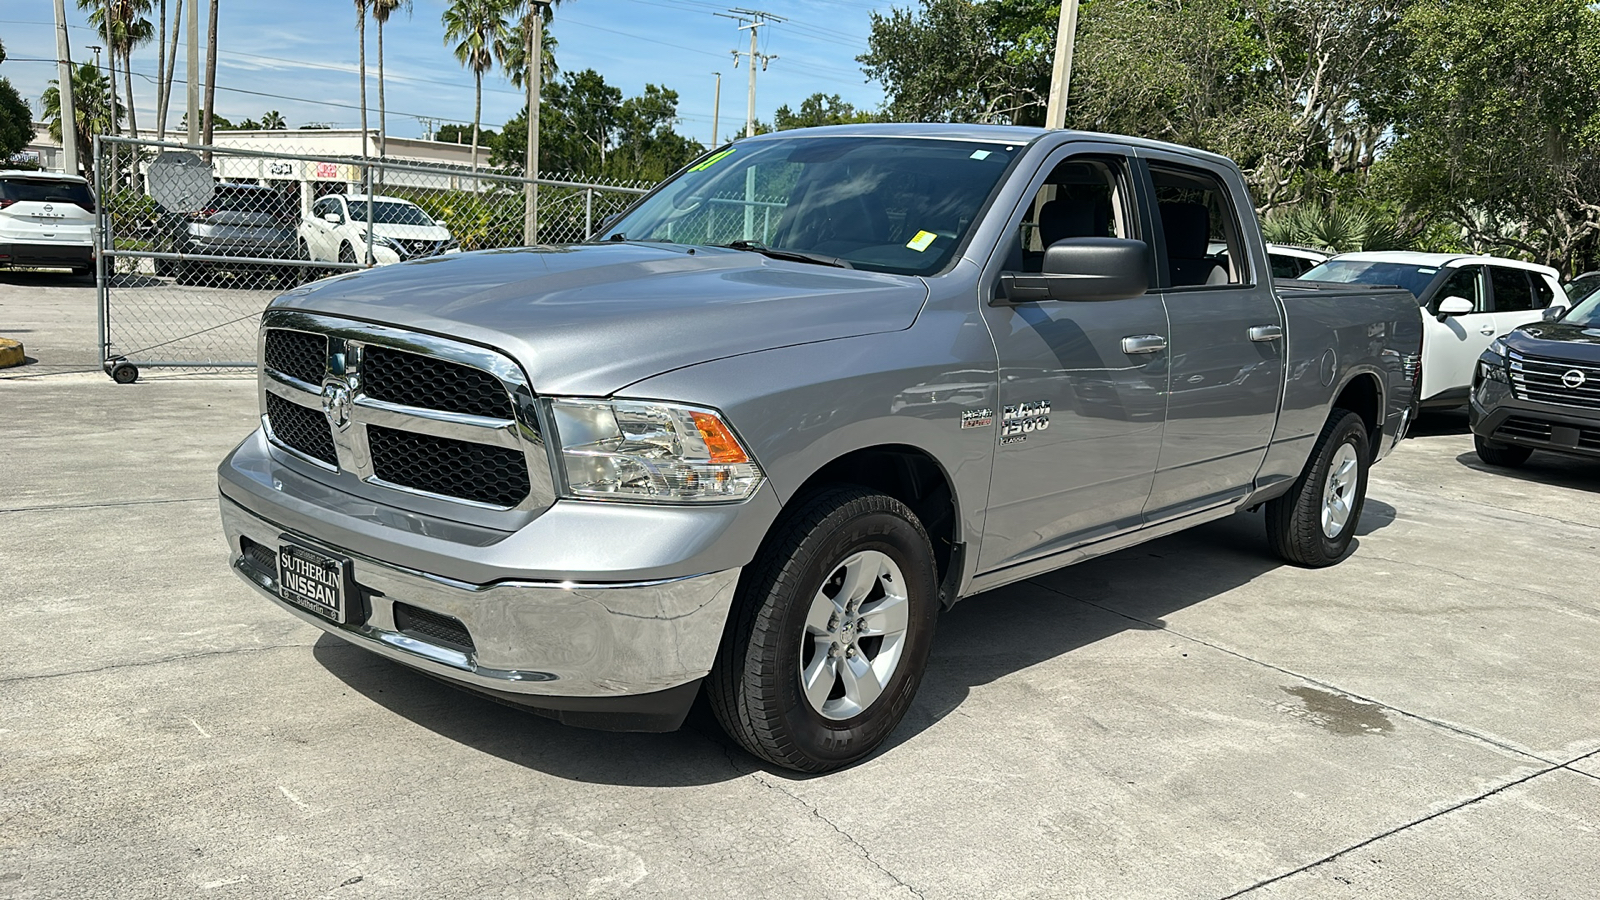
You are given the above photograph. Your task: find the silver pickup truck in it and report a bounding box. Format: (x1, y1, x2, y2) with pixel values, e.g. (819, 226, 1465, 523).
(219, 124, 1421, 772)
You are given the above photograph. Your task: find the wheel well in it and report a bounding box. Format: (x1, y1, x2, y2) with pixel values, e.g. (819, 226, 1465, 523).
(792, 445, 959, 588)
(1334, 373, 1382, 460)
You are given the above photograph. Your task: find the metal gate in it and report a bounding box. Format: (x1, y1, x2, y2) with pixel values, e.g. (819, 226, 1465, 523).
(93, 135, 650, 382)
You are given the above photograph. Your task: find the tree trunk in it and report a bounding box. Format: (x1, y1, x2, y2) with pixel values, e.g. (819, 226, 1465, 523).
(203, 0, 218, 151)
(155, 0, 167, 139)
(159, 0, 182, 141)
(471, 72, 482, 174)
(357, 5, 368, 157)
(523, 10, 540, 245)
(124, 51, 142, 180)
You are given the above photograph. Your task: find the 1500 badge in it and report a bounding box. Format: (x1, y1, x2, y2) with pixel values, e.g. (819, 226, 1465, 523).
(999, 400, 1050, 445)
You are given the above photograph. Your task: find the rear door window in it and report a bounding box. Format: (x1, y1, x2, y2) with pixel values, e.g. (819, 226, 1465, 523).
(1147, 164, 1248, 288)
(0, 177, 95, 212)
(1489, 266, 1536, 312)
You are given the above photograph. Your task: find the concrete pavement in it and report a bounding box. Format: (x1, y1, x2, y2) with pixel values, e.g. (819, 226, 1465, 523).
(2, 273, 1597, 898)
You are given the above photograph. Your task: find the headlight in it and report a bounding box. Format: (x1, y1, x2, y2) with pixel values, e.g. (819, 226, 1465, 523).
(549, 399, 764, 503)
(1487, 337, 1508, 358)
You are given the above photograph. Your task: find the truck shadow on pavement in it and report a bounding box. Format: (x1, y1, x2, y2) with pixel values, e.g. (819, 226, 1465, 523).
(1454, 452, 1600, 493)
(312, 502, 1395, 785)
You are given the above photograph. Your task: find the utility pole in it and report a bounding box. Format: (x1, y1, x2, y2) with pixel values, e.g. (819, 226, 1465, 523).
(53, 0, 79, 176)
(186, 0, 199, 145)
(711, 72, 721, 147)
(203, 0, 218, 152)
(717, 8, 781, 138)
(523, 0, 550, 247)
(1044, 0, 1080, 129)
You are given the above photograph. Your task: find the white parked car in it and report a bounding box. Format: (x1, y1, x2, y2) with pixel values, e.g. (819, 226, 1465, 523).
(1301, 251, 1567, 407)
(1266, 244, 1329, 278)
(0, 170, 96, 275)
(299, 194, 454, 266)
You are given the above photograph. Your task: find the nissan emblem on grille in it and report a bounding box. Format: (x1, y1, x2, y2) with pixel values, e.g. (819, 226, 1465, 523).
(1563, 369, 1587, 389)
(321, 380, 353, 431)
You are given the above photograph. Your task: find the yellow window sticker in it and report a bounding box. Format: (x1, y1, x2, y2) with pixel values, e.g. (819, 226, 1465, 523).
(688, 148, 736, 172)
(907, 230, 937, 252)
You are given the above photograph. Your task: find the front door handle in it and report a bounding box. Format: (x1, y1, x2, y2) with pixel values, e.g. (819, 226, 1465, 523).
(1248, 324, 1283, 342)
(1121, 334, 1167, 354)
(1479, 326, 1496, 335)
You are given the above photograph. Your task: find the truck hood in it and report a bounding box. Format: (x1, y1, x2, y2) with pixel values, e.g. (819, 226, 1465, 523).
(1505, 321, 1600, 365)
(271, 242, 928, 395)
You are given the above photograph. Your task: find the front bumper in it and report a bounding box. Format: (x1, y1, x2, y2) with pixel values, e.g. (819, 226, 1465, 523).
(222, 494, 741, 729)
(1470, 372, 1600, 459)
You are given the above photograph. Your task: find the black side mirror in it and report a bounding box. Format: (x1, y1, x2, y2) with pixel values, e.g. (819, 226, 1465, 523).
(999, 238, 1151, 304)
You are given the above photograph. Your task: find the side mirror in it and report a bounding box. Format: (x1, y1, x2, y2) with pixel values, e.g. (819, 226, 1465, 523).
(322, 212, 341, 224)
(999, 238, 1151, 304)
(1436, 295, 1474, 320)
(1543, 305, 1568, 322)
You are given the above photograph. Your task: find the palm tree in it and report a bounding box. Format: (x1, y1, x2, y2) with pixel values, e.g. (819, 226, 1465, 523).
(371, 0, 411, 159)
(42, 64, 120, 177)
(261, 110, 286, 129)
(80, 0, 153, 142)
(503, 1, 564, 243)
(355, 0, 369, 155)
(442, 0, 511, 174)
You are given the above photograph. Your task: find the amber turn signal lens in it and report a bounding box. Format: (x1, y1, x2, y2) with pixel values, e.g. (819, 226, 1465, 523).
(690, 411, 750, 464)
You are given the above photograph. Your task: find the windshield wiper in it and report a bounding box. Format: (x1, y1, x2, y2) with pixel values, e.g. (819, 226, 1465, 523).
(601, 233, 677, 244)
(720, 240, 853, 269)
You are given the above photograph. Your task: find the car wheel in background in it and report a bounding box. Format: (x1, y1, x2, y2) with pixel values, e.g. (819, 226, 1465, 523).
(339, 242, 357, 267)
(1266, 408, 1370, 568)
(1473, 434, 1533, 467)
(709, 486, 940, 773)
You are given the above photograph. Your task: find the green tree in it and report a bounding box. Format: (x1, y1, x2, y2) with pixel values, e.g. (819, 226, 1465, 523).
(773, 93, 878, 130)
(494, 73, 702, 181)
(437, 122, 496, 144)
(42, 64, 121, 177)
(1382, 0, 1600, 270)
(442, 0, 512, 172)
(260, 110, 286, 129)
(859, 0, 1056, 124)
(0, 39, 34, 160)
(538, 67, 622, 175)
(79, 0, 153, 141)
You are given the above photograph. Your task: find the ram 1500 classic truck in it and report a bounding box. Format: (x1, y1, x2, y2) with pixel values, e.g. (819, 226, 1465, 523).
(219, 124, 1422, 772)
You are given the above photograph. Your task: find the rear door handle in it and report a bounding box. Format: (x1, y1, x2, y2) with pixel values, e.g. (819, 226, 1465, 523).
(1121, 334, 1167, 354)
(1248, 324, 1283, 342)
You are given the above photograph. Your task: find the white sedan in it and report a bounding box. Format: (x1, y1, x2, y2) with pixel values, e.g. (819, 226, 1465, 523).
(1301, 251, 1567, 408)
(300, 194, 455, 266)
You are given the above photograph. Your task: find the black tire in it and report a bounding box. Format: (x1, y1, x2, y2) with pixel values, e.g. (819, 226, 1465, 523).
(1266, 408, 1370, 568)
(709, 486, 940, 773)
(1474, 434, 1532, 467)
(110, 362, 139, 384)
(174, 260, 200, 285)
(338, 242, 357, 266)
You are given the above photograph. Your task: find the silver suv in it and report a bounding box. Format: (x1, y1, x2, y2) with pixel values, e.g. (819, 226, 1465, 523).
(0, 171, 96, 276)
(156, 182, 301, 285)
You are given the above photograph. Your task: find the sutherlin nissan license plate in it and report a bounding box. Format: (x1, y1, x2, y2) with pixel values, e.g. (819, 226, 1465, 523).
(277, 542, 347, 623)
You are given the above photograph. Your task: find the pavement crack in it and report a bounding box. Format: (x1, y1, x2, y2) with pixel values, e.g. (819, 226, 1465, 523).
(1217, 753, 1582, 898)
(1030, 581, 1559, 767)
(0, 642, 324, 685)
(0, 496, 213, 514)
(732, 759, 925, 898)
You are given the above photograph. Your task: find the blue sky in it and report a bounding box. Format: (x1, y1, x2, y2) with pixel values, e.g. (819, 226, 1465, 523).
(3, 0, 895, 146)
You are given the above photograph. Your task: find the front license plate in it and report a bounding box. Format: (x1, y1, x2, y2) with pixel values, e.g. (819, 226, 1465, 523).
(277, 542, 347, 623)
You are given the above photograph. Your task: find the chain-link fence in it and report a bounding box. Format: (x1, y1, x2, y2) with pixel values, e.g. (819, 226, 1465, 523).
(94, 135, 650, 382)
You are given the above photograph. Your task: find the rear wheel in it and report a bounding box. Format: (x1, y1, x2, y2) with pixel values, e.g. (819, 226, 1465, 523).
(1474, 435, 1532, 467)
(1266, 409, 1369, 568)
(709, 486, 939, 773)
(339, 242, 358, 266)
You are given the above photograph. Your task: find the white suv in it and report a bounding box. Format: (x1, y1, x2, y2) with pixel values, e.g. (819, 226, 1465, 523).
(1301, 251, 1567, 407)
(300, 194, 454, 266)
(0, 170, 96, 276)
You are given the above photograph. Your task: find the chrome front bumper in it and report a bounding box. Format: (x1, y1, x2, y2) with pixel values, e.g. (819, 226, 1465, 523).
(220, 495, 741, 701)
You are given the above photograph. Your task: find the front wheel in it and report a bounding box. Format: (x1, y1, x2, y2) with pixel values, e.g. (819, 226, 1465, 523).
(1474, 435, 1532, 467)
(1266, 409, 1370, 567)
(709, 486, 940, 772)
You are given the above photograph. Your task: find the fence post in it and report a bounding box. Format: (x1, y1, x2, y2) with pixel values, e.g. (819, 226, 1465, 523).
(585, 188, 593, 239)
(94, 135, 109, 366)
(363, 162, 375, 266)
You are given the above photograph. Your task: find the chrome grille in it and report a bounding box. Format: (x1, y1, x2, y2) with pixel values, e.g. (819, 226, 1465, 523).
(368, 425, 530, 507)
(362, 346, 514, 419)
(1508, 350, 1600, 410)
(265, 391, 338, 466)
(256, 311, 552, 515)
(263, 329, 327, 385)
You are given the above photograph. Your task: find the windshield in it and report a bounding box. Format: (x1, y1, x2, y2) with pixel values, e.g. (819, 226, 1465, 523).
(1565, 290, 1600, 327)
(348, 200, 436, 226)
(1567, 273, 1600, 305)
(1299, 259, 1441, 300)
(598, 136, 1024, 275)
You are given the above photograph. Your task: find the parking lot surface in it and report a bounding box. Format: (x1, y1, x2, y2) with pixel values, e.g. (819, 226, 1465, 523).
(3, 273, 1598, 899)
